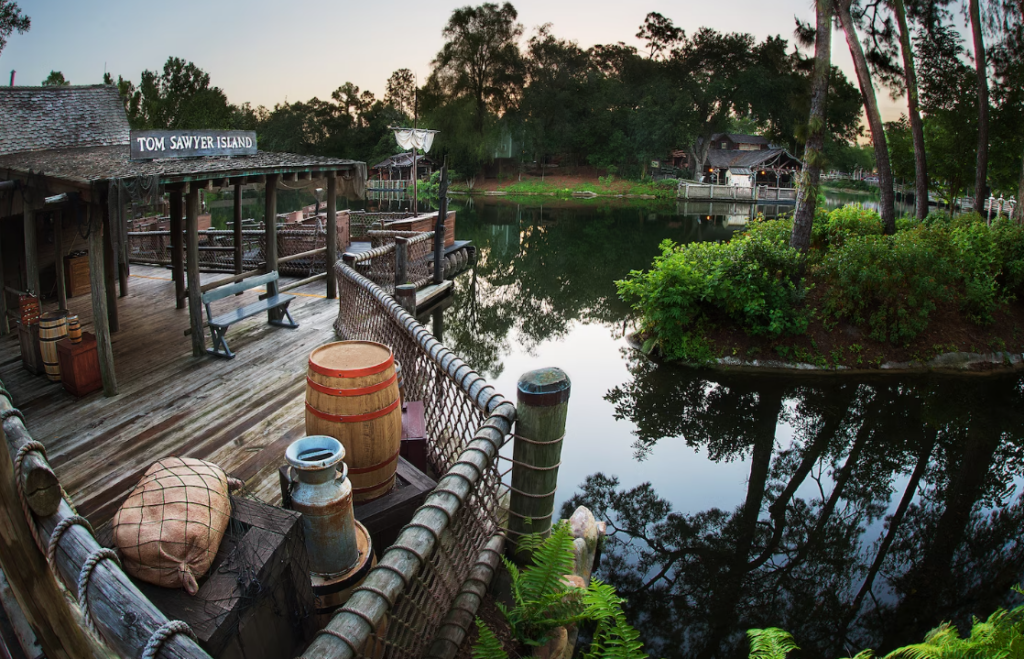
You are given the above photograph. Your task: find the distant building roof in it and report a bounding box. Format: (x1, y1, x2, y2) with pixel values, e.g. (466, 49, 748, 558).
(711, 133, 771, 146)
(371, 152, 437, 170)
(706, 147, 801, 170)
(0, 85, 130, 156)
(0, 145, 365, 185)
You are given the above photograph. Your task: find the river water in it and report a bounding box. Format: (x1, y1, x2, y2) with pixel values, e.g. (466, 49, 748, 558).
(354, 193, 1024, 658)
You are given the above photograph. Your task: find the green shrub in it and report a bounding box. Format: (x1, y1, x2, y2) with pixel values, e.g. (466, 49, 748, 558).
(817, 230, 952, 344)
(992, 218, 1024, 296)
(949, 220, 1002, 322)
(825, 205, 884, 247)
(617, 223, 807, 362)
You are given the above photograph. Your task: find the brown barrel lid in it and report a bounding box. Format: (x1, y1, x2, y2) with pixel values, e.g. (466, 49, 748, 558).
(309, 341, 393, 378)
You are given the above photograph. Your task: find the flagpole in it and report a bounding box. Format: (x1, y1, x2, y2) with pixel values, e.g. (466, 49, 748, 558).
(412, 90, 418, 214)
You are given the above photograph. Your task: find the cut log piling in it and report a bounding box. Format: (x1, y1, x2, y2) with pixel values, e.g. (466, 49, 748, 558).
(507, 367, 571, 553)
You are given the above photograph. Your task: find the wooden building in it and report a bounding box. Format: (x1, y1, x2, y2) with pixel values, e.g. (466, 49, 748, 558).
(0, 85, 365, 397)
(370, 152, 436, 181)
(671, 133, 803, 186)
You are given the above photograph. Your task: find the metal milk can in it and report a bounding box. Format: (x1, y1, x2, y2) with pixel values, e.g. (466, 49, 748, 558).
(285, 435, 359, 576)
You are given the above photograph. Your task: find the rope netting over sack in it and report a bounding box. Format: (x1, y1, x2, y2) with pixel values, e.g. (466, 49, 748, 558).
(302, 260, 515, 659)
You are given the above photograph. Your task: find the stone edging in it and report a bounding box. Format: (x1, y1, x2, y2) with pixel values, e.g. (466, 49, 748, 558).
(713, 351, 1024, 375)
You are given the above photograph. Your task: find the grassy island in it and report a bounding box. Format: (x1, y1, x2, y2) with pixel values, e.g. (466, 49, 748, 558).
(617, 206, 1024, 369)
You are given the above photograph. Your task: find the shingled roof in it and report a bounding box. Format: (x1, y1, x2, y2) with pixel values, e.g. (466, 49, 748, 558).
(706, 147, 801, 170)
(0, 85, 130, 156)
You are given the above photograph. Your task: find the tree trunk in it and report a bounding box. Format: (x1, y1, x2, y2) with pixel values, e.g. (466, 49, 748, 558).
(894, 0, 929, 220)
(835, 0, 897, 232)
(970, 0, 989, 214)
(791, 0, 833, 252)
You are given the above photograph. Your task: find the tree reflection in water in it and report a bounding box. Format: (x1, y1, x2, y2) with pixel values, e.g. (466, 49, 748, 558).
(562, 353, 1024, 659)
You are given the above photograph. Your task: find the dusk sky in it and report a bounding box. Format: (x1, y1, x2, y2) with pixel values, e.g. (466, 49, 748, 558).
(2, 0, 905, 123)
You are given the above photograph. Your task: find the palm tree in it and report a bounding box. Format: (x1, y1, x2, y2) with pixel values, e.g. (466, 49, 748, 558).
(791, 0, 834, 252)
(835, 0, 898, 233)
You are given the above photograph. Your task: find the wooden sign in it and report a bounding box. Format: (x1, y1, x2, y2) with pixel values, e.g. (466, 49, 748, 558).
(130, 130, 257, 161)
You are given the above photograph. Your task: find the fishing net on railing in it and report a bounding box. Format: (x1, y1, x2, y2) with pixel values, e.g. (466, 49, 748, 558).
(329, 261, 513, 659)
(364, 231, 435, 290)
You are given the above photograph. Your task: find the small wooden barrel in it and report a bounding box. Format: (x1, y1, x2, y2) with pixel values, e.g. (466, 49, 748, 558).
(66, 315, 82, 344)
(39, 312, 68, 382)
(305, 342, 402, 502)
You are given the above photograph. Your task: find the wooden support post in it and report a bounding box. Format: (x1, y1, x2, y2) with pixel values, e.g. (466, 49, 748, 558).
(395, 236, 409, 288)
(23, 205, 38, 297)
(0, 426, 95, 659)
(0, 398, 60, 517)
(170, 189, 185, 309)
(87, 204, 118, 397)
(0, 229, 7, 336)
(507, 367, 570, 554)
(265, 174, 279, 296)
(233, 183, 243, 276)
(102, 206, 119, 333)
(396, 284, 417, 315)
(433, 162, 448, 285)
(53, 212, 67, 311)
(326, 174, 338, 299)
(186, 187, 205, 357)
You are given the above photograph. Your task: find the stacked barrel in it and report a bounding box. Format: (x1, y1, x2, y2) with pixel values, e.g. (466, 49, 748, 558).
(39, 311, 68, 382)
(304, 341, 403, 502)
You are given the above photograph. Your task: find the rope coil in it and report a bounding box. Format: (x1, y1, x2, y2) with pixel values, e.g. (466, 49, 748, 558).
(47, 515, 94, 568)
(141, 620, 197, 659)
(77, 548, 121, 634)
(14, 441, 46, 553)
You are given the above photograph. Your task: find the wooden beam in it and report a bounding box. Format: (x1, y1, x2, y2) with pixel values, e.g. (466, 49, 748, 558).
(102, 205, 119, 333)
(54, 212, 67, 311)
(264, 174, 279, 296)
(186, 187, 205, 356)
(326, 174, 338, 299)
(87, 203, 118, 397)
(233, 183, 243, 276)
(0, 228, 8, 336)
(169, 188, 185, 309)
(23, 205, 38, 297)
(0, 425, 96, 659)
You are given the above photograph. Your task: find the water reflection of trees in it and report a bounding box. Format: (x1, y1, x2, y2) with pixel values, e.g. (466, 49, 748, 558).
(439, 201, 738, 378)
(564, 356, 1024, 659)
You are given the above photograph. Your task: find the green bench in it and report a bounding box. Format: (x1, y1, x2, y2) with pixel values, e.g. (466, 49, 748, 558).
(202, 271, 298, 359)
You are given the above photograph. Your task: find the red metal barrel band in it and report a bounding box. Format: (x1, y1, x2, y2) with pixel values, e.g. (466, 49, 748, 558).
(346, 447, 401, 475)
(308, 352, 394, 378)
(306, 373, 397, 397)
(305, 398, 400, 424)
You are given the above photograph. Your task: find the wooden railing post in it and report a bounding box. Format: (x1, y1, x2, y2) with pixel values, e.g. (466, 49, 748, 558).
(395, 284, 417, 316)
(433, 162, 448, 285)
(326, 174, 338, 299)
(507, 367, 571, 554)
(0, 424, 95, 659)
(395, 236, 409, 288)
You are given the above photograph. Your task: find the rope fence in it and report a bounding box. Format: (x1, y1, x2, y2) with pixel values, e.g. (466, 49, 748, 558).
(302, 260, 517, 659)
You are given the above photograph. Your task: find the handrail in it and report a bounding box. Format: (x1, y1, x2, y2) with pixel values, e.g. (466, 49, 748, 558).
(0, 390, 211, 659)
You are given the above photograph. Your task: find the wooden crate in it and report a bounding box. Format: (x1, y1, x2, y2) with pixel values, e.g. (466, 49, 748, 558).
(64, 254, 90, 298)
(56, 333, 101, 397)
(135, 497, 316, 659)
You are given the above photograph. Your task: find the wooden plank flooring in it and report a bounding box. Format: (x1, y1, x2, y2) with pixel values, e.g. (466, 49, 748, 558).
(0, 265, 342, 526)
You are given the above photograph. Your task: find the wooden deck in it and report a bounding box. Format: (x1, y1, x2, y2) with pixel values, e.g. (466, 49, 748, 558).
(0, 265, 341, 526)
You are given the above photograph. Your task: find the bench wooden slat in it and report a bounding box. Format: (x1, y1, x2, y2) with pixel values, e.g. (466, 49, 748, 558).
(202, 271, 279, 304)
(209, 295, 296, 329)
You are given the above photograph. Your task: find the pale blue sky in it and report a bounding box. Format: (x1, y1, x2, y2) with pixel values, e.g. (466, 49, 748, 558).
(1, 0, 903, 121)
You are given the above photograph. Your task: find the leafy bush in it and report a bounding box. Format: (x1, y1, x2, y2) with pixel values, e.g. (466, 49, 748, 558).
(472, 523, 647, 659)
(616, 220, 807, 363)
(825, 205, 885, 246)
(817, 230, 952, 344)
(747, 595, 1024, 659)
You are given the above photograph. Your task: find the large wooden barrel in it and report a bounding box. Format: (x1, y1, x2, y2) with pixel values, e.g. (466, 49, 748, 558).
(39, 312, 68, 382)
(305, 341, 402, 502)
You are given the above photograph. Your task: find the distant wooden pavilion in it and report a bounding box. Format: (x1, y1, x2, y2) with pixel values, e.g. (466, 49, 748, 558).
(0, 85, 365, 397)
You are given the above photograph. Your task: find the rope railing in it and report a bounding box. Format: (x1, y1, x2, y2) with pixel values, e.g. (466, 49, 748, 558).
(302, 261, 516, 659)
(345, 232, 435, 297)
(0, 389, 210, 659)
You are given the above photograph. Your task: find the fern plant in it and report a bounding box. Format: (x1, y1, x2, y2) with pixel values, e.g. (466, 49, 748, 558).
(473, 522, 648, 658)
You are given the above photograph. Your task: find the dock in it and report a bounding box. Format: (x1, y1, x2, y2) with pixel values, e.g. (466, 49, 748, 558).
(0, 265, 339, 526)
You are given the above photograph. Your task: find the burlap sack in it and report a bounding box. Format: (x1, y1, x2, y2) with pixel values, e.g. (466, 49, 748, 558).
(112, 457, 235, 595)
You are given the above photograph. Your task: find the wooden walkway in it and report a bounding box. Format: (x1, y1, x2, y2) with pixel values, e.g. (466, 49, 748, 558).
(0, 265, 341, 526)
